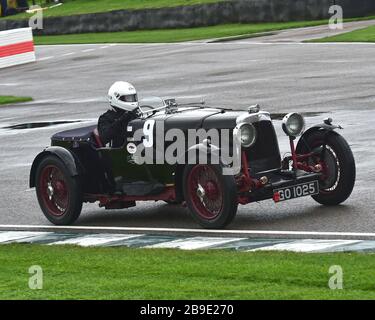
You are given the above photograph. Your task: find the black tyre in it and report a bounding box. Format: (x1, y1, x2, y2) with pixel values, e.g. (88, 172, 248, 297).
(35, 155, 83, 225)
(296, 131, 356, 206)
(183, 164, 238, 229)
(164, 200, 182, 205)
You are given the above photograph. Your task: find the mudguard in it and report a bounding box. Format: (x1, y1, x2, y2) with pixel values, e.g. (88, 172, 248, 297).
(29, 146, 81, 188)
(297, 118, 343, 152)
(185, 141, 221, 165)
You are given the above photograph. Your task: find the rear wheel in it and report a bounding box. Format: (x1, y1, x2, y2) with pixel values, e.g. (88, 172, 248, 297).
(183, 164, 238, 229)
(35, 155, 83, 225)
(297, 131, 356, 206)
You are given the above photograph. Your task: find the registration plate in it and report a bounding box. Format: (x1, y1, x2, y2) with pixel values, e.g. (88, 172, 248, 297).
(273, 181, 319, 202)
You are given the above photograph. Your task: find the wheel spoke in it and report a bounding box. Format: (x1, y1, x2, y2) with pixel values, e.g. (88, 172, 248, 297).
(188, 165, 223, 220)
(39, 165, 69, 217)
(306, 143, 340, 192)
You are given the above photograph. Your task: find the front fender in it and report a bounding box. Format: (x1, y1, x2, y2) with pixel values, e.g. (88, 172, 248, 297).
(29, 146, 80, 188)
(297, 119, 342, 153)
(184, 142, 221, 165)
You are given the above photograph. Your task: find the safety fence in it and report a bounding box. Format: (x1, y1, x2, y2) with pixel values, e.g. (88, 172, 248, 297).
(0, 27, 35, 69)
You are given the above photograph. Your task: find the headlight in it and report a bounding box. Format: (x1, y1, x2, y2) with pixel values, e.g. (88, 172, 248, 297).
(239, 123, 257, 148)
(282, 113, 305, 137)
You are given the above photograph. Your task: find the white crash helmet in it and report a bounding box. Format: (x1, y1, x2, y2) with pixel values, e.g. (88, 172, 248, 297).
(108, 81, 139, 111)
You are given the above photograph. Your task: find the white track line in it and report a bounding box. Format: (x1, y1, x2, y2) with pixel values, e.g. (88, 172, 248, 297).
(1, 225, 375, 238)
(81, 48, 95, 53)
(38, 56, 54, 61)
(0, 83, 21, 86)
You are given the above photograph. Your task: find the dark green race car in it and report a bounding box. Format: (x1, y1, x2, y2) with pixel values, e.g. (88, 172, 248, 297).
(30, 99, 356, 229)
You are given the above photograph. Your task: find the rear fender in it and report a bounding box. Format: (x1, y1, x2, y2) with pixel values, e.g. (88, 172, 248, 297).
(29, 146, 81, 188)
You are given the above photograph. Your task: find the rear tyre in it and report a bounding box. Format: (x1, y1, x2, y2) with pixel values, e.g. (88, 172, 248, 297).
(297, 131, 356, 206)
(35, 155, 83, 225)
(183, 164, 238, 229)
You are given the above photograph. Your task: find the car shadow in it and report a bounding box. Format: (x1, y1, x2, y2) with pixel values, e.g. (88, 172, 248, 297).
(75, 200, 357, 231)
(76, 202, 198, 228)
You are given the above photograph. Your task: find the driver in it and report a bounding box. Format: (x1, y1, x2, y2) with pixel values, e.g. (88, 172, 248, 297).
(98, 81, 139, 147)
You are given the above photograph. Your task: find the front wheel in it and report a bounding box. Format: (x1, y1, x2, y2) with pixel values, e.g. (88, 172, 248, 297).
(183, 164, 238, 229)
(297, 131, 356, 206)
(35, 155, 83, 225)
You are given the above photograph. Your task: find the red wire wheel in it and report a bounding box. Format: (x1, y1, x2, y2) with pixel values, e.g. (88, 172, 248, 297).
(183, 164, 238, 228)
(303, 139, 340, 193)
(39, 165, 69, 217)
(296, 131, 355, 206)
(35, 155, 83, 225)
(187, 165, 223, 220)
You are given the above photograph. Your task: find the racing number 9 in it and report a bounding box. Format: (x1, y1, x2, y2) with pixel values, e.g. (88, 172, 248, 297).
(143, 120, 155, 148)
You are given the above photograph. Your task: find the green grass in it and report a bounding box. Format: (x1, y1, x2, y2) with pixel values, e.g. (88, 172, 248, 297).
(2, 0, 224, 20)
(34, 21, 332, 44)
(311, 25, 375, 42)
(1, 244, 375, 299)
(0, 96, 32, 105)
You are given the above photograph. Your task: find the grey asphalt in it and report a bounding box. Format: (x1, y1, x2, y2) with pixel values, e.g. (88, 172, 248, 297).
(1, 40, 374, 233)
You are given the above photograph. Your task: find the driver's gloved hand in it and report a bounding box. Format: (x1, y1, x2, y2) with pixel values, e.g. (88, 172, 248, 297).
(118, 111, 134, 123)
(127, 109, 140, 121)
(130, 108, 141, 118)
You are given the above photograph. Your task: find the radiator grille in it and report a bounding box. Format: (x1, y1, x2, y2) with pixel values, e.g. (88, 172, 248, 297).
(245, 120, 281, 175)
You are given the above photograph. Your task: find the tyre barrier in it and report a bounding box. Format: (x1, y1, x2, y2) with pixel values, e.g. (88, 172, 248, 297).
(0, 27, 35, 69)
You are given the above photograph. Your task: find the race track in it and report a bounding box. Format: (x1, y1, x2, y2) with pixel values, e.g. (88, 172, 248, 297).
(1, 41, 375, 233)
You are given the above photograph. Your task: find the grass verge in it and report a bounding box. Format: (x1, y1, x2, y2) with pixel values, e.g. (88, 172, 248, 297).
(0, 96, 32, 105)
(33, 21, 330, 44)
(1, 0, 225, 20)
(310, 25, 375, 42)
(1, 244, 375, 299)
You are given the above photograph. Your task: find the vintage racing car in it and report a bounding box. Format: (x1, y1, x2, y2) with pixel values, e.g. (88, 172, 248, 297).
(30, 99, 356, 228)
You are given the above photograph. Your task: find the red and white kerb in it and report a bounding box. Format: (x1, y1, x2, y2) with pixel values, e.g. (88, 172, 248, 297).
(0, 27, 36, 69)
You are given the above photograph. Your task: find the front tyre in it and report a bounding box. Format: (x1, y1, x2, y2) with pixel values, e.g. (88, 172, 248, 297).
(183, 164, 238, 229)
(35, 155, 83, 225)
(297, 131, 356, 206)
